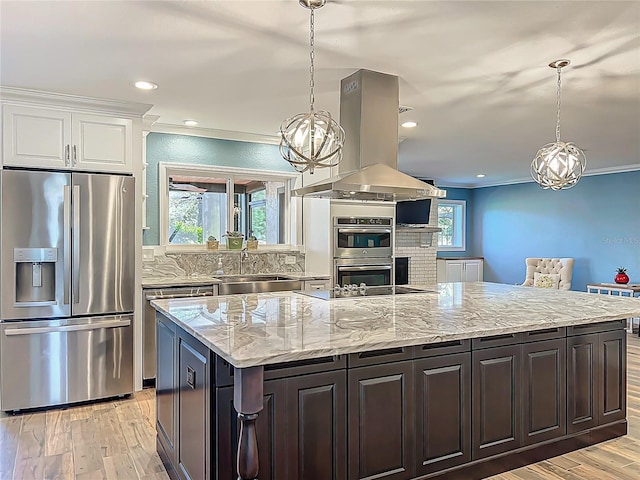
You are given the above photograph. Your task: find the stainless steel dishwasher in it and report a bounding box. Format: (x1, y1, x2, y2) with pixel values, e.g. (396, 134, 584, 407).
(142, 285, 215, 385)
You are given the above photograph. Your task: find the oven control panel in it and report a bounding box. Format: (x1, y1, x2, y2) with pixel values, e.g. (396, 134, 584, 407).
(334, 217, 393, 226)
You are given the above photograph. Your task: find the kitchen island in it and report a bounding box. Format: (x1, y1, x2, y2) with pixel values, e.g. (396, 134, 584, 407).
(151, 282, 640, 480)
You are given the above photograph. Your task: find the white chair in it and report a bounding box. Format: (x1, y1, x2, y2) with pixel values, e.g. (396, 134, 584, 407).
(521, 258, 575, 291)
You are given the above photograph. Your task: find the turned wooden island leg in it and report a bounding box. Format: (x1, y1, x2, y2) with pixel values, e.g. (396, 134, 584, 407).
(233, 366, 264, 480)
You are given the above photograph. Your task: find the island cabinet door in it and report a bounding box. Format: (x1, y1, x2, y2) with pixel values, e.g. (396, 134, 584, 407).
(156, 314, 178, 471)
(216, 379, 287, 480)
(414, 352, 471, 476)
(521, 339, 566, 446)
(348, 360, 415, 480)
(286, 370, 347, 480)
(598, 329, 626, 426)
(567, 333, 599, 434)
(177, 334, 211, 480)
(472, 345, 521, 459)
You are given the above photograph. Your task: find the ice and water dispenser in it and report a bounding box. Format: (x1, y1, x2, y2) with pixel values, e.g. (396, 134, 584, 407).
(14, 248, 58, 306)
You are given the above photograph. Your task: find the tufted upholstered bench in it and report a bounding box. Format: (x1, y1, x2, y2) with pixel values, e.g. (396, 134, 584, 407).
(521, 257, 575, 291)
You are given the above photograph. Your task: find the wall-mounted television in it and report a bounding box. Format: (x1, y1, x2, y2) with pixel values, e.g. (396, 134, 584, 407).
(396, 198, 432, 225)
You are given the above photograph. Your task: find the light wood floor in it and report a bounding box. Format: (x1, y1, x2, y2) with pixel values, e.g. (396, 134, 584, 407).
(0, 388, 168, 480)
(1, 333, 640, 480)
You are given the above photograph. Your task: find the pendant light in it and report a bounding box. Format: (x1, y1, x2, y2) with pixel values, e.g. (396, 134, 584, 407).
(531, 59, 586, 190)
(279, 0, 345, 174)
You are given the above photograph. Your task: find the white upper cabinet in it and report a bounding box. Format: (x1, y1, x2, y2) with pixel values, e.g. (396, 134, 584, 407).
(2, 105, 71, 169)
(3, 105, 132, 173)
(72, 113, 132, 172)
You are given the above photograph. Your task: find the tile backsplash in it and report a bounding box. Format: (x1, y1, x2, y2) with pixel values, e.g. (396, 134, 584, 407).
(395, 232, 438, 285)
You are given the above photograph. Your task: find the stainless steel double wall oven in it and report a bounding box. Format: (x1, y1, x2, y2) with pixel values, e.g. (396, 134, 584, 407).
(333, 216, 393, 286)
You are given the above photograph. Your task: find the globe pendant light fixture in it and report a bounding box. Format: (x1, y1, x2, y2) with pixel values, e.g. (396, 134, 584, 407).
(279, 0, 345, 174)
(531, 59, 586, 190)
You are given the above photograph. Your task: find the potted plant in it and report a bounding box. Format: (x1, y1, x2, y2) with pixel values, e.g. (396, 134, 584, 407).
(246, 234, 258, 251)
(206, 235, 219, 250)
(223, 231, 244, 250)
(615, 267, 630, 284)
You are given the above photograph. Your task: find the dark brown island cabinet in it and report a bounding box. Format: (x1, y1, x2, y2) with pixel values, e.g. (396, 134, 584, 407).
(155, 313, 627, 480)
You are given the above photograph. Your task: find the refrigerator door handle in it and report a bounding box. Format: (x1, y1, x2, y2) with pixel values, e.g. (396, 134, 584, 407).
(72, 184, 81, 304)
(63, 185, 72, 305)
(4, 318, 131, 336)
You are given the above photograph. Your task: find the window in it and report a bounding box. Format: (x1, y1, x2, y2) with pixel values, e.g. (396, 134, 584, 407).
(159, 163, 297, 247)
(437, 200, 466, 251)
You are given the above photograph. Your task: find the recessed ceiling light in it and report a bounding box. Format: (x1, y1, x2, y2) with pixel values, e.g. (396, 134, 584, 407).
(134, 81, 158, 90)
(183, 120, 198, 127)
(476, 174, 486, 178)
(401, 121, 418, 128)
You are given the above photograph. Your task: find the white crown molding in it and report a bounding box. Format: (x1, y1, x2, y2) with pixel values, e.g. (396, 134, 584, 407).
(582, 163, 640, 178)
(438, 163, 640, 190)
(143, 114, 161, 130)
(0, 86, 153, 116)
(151, 122, 281, 145)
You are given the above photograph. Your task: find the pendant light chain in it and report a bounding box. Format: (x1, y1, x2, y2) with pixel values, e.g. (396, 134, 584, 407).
(309, 8, 315, 113)
(279, 0, 344, 174)
(555, 66, 562, 143)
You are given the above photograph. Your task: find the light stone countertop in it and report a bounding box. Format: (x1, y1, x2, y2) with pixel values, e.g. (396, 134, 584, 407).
(141, 272, 330, 288)
(150, 282, 640, 369)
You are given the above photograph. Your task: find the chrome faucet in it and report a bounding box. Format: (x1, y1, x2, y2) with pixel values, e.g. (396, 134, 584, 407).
(241, 247, 249, 262)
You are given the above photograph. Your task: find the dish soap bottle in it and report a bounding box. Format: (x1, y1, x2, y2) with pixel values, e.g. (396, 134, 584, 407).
(216, 257, 224, 275)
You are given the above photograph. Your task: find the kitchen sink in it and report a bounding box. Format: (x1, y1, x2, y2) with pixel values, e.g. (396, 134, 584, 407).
(217, 275, 302, 295)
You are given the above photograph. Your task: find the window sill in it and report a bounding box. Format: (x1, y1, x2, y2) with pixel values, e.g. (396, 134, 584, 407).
(437, 246, 466, 252)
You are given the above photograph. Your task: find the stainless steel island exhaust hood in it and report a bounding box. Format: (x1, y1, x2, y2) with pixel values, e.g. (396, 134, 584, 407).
(292, 69, 446, 201)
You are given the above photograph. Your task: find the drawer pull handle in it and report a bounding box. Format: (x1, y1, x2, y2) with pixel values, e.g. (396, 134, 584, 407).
(529, 328, 559, 335)
(358, 347, 404, 359)
(480, 334, 515, 342)
(422, 340, 462, 350)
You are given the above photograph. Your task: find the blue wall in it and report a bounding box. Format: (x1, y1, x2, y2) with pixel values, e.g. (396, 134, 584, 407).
(436, 187, 474, 257)
(144, 133, 292, 245)
(471, 171, 640, 291)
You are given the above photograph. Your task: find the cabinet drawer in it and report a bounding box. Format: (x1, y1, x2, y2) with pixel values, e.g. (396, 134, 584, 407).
(215, 354, 346, 387)
(567, 319, 625, 336)
(472, 333, 523, 350)
(522, 327, 566, 342)
(347, 346, 413, 367)
(414, 339, 471, 359)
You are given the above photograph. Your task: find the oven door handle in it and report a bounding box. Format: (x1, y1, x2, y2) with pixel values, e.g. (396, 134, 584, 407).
(336, 228, 392, 234)
(337, 265, 393, 272)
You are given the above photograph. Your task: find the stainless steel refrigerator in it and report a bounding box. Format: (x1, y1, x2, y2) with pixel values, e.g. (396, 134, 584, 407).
(0, 169, 134, 411)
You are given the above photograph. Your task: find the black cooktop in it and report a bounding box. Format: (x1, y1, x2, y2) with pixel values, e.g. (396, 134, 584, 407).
(295, 285, 430, 301)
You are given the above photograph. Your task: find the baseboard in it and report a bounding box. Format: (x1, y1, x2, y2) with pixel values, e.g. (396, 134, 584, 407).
(418, 421, 627, 480)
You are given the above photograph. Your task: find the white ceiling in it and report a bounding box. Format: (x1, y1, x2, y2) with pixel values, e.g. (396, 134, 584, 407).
(1, 0, 639, 187)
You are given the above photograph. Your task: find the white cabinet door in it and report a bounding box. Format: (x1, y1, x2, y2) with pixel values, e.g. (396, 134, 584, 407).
(463, 260, 483, 282)
(437, 259, 484, 282)
(3, 105, 71, 168)
(72, 114, 132, 173)
(445, 261, 464, 282)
